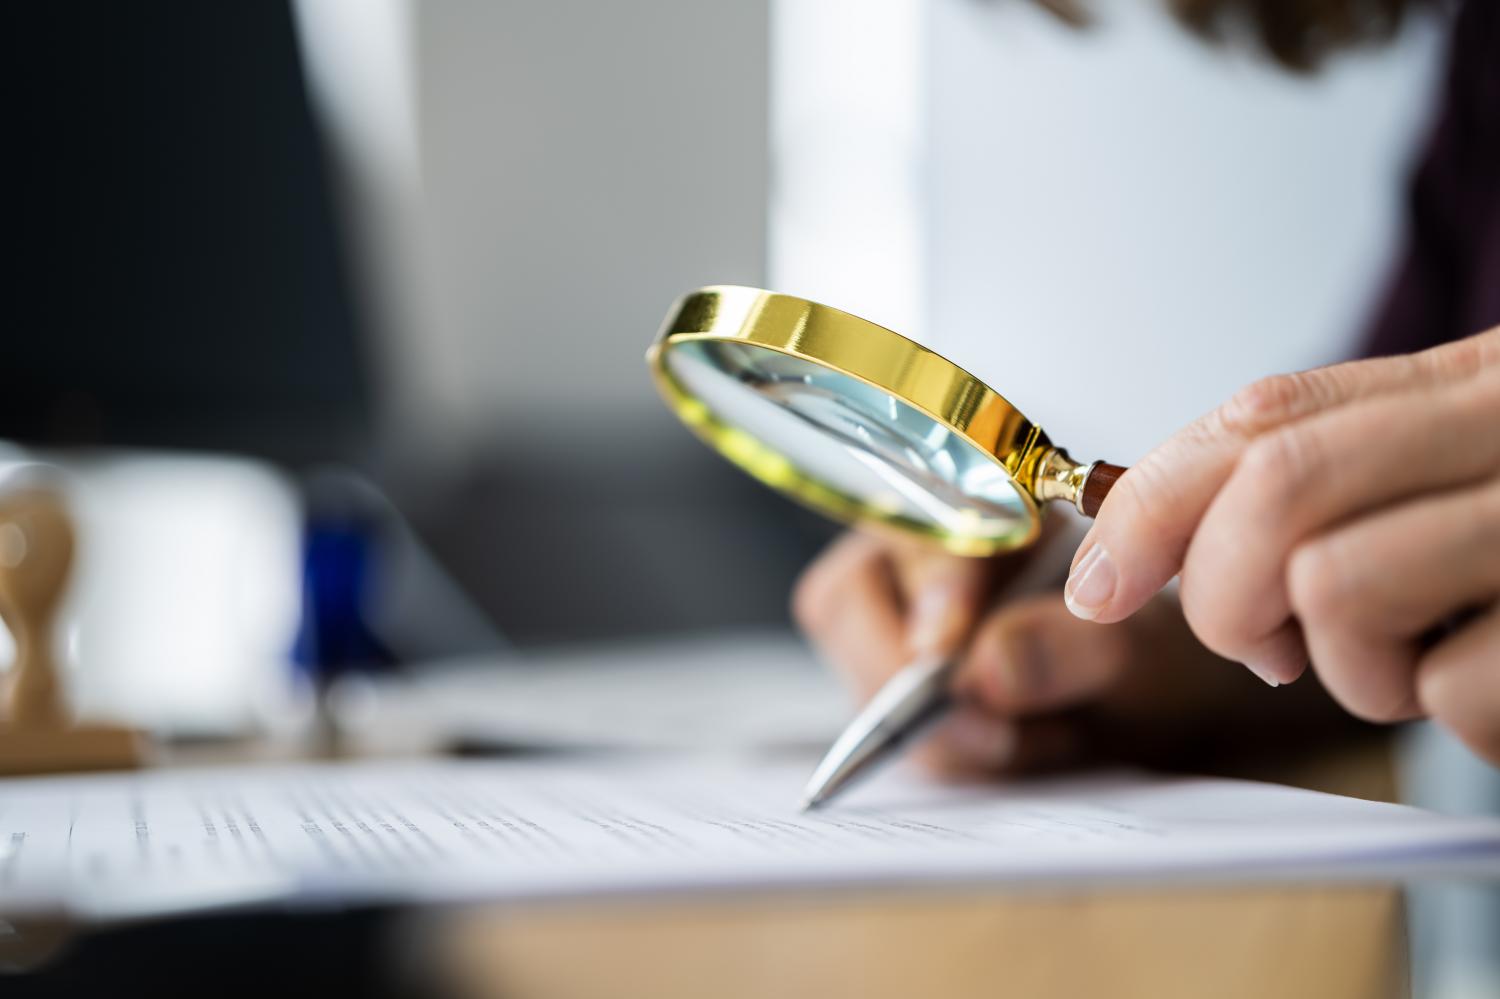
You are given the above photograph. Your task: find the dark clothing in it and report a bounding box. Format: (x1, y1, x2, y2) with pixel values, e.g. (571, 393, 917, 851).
(1364, 0, 1500, 357)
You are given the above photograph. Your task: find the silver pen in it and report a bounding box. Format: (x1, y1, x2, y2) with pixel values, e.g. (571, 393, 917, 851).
(800, 657, 954, 810)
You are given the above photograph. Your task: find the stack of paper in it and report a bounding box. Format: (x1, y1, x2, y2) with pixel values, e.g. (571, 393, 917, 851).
(3, 756, 1498, 923)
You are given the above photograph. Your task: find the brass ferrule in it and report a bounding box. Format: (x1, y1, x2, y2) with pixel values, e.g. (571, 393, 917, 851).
(1031, 447, 1097, 516)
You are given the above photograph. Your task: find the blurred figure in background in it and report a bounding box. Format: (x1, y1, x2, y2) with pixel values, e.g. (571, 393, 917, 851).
(799, 0, 1498, 778)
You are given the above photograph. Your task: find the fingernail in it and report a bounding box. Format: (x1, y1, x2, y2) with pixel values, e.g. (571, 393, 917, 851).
(909, 582, 960, 655)
(1064, 545, 1116, 620)
(1242, 660, 1282, 688)
(943, 713, 1017, 769)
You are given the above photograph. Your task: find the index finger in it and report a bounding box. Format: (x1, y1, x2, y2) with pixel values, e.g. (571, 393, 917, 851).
(1064, 330, 1498, 625)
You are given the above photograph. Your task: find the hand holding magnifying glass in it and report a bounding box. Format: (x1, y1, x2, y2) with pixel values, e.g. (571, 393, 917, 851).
(647, 286, 1127, 806)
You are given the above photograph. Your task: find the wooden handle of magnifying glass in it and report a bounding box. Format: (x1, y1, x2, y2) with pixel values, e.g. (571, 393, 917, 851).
(1080, 462, 1127, 518)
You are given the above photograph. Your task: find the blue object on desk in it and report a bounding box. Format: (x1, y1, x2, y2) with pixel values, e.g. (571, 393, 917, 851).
(290, 466, 508, 685)
(292, 509, 395, 683)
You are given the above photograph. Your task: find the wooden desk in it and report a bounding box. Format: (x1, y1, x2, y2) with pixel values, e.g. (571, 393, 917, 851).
(431, 885, 1406, 999)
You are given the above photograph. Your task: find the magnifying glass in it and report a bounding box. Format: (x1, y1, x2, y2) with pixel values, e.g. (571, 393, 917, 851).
(647, 285, 1126, 557)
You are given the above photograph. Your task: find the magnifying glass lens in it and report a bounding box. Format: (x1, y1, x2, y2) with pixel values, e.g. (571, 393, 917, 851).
(663, 340, 1035, 545)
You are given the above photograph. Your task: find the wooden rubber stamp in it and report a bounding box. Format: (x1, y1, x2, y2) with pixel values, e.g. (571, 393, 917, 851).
(0, 471, 144, 775)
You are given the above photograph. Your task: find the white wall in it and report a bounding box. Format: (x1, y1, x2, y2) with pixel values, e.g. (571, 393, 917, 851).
(775, 0, 1447, 466)
(297, 0, 771, 464)
(417, 0, 770, 448)
(770, 0, 926, 336)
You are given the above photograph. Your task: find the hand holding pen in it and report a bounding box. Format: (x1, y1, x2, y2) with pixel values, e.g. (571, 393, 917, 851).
(794, 529, 1304, 805)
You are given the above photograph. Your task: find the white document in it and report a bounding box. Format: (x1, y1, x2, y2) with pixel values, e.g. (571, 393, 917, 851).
(3, 757, 1499, 922)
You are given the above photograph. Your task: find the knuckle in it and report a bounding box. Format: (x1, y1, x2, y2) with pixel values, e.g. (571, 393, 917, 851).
(790, 565, 837, 634)
(1176, 579, 1240, 661)
(1456, 367, 1500, 437)
(1427, 331, 1489, 381)
(1222, 373, 1311, 436)
(1313, 646, 1418, 725)
(1415, 661, 1460, 727)
(908, 549, 983, 596)
(1286, 541, 1352, 626)
(1175, 557, 1249, 660)
(1339, 684, 1419, 725)
(1059, 619, 1131, 691)
(789, 571, 825, 634)
(1307, 640, 1420, 727)
(961, 613, 1025, 710)
(790, 543, 866, 633)
(913, 740, 967, 779)
(1240, 425, 1320, 492)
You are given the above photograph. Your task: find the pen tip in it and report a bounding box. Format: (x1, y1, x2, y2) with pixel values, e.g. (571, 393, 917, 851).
(799, 792, 823, 813)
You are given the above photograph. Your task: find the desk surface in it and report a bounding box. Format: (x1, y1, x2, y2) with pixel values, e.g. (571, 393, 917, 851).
(431, 884, 1406, 999)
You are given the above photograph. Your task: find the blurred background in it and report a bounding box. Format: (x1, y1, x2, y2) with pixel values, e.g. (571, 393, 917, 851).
(10, 2, 1500, 998)
(8, 0, 1444, 694)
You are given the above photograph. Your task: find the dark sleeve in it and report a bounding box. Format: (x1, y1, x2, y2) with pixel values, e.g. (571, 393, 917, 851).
(1361, 0, 1500, 359)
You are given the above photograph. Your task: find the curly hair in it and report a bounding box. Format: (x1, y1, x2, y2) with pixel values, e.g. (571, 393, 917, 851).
(1034, 0, 1438, 70)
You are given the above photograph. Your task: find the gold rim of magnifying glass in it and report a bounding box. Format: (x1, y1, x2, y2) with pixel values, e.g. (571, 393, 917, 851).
(647, 286, 1095, 557)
